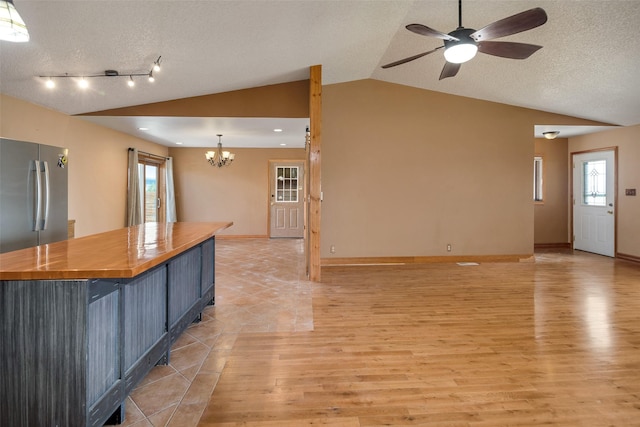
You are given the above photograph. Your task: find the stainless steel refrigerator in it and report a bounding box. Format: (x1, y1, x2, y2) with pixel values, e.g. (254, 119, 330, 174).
(0, 138, 68, 254)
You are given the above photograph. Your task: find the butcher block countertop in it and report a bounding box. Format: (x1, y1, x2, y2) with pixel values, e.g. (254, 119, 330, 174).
(0, 221, 232, 280)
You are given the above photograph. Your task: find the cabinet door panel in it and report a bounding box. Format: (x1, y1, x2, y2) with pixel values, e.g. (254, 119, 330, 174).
(168, 246, 201, 327)
(87, 289, 120, 407)
(123, 267, 167, 370)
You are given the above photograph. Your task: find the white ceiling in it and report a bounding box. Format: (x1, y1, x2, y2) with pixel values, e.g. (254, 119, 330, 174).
(2, 1, 638, 147)
(80, 116, 310, 148)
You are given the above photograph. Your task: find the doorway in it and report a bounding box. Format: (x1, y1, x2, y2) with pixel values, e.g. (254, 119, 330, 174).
(138, 154, 166, 223)
(572, 149, 616, 257)
(269, 160, 305, 238)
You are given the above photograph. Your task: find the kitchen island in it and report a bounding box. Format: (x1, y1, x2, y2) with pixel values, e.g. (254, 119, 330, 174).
(0, 221, 232, 427)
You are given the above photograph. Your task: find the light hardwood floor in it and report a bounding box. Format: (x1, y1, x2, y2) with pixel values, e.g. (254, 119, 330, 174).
(114, 239, 640, 426)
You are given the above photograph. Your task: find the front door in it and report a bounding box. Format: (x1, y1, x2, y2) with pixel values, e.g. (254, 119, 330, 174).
(269, 161, 304, 238)
(572, 150, 616, 257)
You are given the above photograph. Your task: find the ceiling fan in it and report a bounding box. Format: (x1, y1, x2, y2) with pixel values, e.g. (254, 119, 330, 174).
(382, 0, 548, 80)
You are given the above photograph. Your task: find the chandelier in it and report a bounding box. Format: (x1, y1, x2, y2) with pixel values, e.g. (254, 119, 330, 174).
(205, 134, 235, 167)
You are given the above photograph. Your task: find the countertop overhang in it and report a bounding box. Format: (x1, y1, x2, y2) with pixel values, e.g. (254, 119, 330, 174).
(0, 221, 232, 280)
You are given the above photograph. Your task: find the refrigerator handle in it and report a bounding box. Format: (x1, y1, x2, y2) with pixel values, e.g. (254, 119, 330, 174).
(33, 160, 42, 231)
(42, 161, 51, 230)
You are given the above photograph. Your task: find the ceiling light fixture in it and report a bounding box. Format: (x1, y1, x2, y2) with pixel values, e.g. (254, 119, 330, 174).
(205, 134, 235, 168)
(542, 131, 560, 139)
(443, 28, 478, 64)
(153, 57, 161, 72)
(45, 77, 55, 89)
(39, 56, 162, 90)
(0, 0, 29, 42)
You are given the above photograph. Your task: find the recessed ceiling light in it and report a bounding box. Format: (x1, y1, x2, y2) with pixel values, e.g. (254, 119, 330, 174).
(138, 127, 149, 131)
(175, 142, 183, 145)
(273, 128, 283, 132)
(280, 143, 287, 146)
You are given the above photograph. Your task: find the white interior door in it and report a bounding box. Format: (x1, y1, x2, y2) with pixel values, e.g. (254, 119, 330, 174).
(270, 161, 304, 238)
(573, 150, 615, 257)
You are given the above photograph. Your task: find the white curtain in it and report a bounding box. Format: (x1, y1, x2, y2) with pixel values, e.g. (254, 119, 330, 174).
(127, 148, 143, 226)
(164, 157, 177, 222)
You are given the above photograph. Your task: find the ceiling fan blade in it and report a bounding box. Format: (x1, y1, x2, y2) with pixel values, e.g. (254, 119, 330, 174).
(470, 7, 547, 42)
(381, 47, 443, 69)
(406, 24, 458, 41)
(478, 41, 543, 59)
(439, 62, 461, 80)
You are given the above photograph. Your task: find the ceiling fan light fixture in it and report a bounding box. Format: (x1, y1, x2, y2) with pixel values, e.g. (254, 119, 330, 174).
(0, 0, 29, 42)
(543, 131, 560, 139)
(444, 43, 478, 64)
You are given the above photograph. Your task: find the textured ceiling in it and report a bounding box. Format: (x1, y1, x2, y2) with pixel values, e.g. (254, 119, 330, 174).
(1, 1, 638, 147)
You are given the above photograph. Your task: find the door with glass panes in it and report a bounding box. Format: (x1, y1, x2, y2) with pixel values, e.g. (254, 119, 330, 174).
(269, 161, 304, 238)
(572, 150, 616, 257)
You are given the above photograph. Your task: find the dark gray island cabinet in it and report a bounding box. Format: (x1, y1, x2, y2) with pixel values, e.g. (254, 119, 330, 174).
(0, 222, 232, 427)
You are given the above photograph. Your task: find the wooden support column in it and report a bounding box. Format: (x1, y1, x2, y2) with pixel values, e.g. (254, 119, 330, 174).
(308, 65, 322, 282)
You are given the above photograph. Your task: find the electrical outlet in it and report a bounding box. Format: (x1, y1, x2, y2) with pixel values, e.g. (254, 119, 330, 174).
(447, 244, 452, 252)
(330, 245, 336, 254)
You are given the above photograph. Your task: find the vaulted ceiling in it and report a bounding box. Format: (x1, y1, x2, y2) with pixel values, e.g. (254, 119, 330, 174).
(2, 1, 638, 147)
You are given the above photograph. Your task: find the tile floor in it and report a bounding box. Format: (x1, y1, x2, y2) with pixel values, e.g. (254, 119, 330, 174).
(107, 238, 311, 427)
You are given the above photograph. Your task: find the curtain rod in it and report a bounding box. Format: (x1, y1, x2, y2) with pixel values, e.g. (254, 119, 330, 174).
(128, 147, 169, 160)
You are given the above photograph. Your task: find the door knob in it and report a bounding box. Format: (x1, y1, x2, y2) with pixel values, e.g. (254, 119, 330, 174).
(607, 210, 613, 214)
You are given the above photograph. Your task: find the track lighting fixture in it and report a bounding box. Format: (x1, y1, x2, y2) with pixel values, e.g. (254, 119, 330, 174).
(40, 56, 162, 90)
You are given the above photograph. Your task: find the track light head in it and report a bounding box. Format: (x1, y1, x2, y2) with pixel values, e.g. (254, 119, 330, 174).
(153, 56, 162, 72)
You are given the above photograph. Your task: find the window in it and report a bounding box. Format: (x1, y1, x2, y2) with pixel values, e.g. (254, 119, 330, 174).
(582, 160, 607, 206)
(533, 156, 543, 202)
(275, 166, 298, 202)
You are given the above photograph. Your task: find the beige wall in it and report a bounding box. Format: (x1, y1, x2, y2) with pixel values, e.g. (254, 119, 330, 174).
(534, 137, 570, 245)
(0, 94, 168, 237)
(569, 125, 640, 258)
(321, 79, 606, 259)
(86, 80, 310, 118)
(5, 78, 624, 261)
(168, 147, 305, 236)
